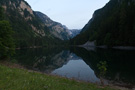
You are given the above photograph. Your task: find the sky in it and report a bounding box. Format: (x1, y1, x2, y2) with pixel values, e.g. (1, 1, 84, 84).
(25, 0, 109, 29)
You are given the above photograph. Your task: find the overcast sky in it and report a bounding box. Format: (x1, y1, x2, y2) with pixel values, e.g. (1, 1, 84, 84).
(25, 0, 109, 29)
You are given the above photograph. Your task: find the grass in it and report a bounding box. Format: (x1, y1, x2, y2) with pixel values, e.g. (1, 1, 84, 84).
(0, 64, 119, 90)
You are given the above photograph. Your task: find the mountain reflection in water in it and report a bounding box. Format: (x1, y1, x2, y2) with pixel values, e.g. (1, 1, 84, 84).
(52, 59, 100, 83)
(14, 47, 135, 88)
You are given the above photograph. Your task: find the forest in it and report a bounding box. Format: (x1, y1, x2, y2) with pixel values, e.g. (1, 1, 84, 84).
(0, 5, 67, 59)
(0, 7, 15, 59)
(71, 0, 135, 47)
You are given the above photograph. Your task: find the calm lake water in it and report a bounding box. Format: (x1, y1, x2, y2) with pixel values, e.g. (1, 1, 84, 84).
(14, 47, 135, 88)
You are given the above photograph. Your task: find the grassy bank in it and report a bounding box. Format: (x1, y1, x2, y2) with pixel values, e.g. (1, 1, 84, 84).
(0, 64, 119, 90)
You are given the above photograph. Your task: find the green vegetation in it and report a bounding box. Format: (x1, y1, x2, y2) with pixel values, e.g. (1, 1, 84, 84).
(0, 0, 66, 48)
(71, 47, 135, 85)
(97, 61, 107, 76)
(0, 20, 15, 59)
(0, 7, 15, 59)
(71, 0, 135, 47)
(0, 64, 118, 90)
(97, 61, 107, 85)
(0, 0, 69, 60)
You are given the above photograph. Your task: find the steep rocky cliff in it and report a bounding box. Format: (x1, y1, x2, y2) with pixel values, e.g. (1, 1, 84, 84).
(35, 11, 71, 40)
(1, 0, 45, 36)
(0, 0, 69, 47)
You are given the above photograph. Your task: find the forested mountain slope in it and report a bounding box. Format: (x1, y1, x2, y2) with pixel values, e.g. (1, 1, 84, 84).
(0, 6, 15, 58)
(0, 0, 68, 48)
(71, 0, 135, 47)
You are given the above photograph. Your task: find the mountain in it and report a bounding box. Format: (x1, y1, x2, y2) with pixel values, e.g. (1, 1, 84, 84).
(71, 0, 135, 47)
(35, 11, 71, 40)
(0, 0, 69, 48)
(69, 29, 81, 38)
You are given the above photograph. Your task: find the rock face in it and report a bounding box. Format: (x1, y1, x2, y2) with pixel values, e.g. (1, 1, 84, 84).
(20, 1, 33, 15)
(0, 0, 71, 47)
(83, 41, 95, 47)
(1, 0, 45, 36)
(35, 11, 71, 40)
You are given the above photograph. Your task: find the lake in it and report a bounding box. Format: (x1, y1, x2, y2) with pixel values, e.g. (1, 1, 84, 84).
(13, 47, 135, 88)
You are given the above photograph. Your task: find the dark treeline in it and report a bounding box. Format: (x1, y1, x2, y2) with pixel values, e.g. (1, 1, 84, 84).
(0, 7, 15, 59)
(71, 0, 135, 47)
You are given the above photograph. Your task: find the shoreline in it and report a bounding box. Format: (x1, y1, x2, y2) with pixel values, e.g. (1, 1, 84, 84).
(78, 45, 135, 51)
(0, 60, 133, 90)
(112, 46, 135, 50)
(0, 62, 116, 90)
(76, 41, 135, 50)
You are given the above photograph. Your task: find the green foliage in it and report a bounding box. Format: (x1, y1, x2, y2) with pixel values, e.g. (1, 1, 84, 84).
(71, 0, 135, 46)
(0, 20, 15, 59)
(0, 7, 15, 59)
(104, 33, 111, 46)
(0, 65, 118, 90)
(0, 0, 21, 6)
(0, 7, 4, 20)
(0, 0, 66, 48)
(97, 61, 107, 85)
(97, 61, 107, 76)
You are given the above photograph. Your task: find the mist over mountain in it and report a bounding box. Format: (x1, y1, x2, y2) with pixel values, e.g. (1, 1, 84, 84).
(69, 29, 81, 38)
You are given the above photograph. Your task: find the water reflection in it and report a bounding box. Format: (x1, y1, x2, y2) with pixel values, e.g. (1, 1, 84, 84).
(14, 48, 70, 73)
(71, 47, 135, 88)
(52, 59, 100, 83)
(14, 47, 135, 88)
